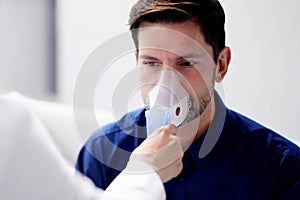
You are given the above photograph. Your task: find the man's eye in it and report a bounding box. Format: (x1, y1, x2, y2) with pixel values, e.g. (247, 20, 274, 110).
(179, 61, 196, 67)
(143, 61, 161, 67)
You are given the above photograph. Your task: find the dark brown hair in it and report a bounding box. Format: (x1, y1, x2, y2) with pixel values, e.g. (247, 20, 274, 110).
(129, 0, 226, 63)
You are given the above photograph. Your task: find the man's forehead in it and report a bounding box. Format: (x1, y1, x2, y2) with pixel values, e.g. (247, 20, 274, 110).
(137, 27, 209, 57)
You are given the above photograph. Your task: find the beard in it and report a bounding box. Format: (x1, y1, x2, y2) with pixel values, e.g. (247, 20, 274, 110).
(179, 92, 212, 127)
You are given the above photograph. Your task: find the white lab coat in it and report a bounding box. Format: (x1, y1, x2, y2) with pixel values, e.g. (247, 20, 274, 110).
(0, 93, 165, 200)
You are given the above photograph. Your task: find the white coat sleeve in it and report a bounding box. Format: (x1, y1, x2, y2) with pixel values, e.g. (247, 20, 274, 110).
(103, 160, 166, 200)
(0, 94, 165, 200)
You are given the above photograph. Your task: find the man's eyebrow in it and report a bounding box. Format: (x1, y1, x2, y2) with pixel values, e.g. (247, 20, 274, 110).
(176, 53, 205, 60)
(138, 54, 160, 60)
(138, 53, 205, 61)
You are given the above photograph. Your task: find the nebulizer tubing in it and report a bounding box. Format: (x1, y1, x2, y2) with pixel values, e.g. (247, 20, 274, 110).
(145, 70, 190, 136)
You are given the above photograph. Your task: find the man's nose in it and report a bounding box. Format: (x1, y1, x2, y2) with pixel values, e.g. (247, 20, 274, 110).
(159, 65, 182, 82)
(161, 63, 176, 71)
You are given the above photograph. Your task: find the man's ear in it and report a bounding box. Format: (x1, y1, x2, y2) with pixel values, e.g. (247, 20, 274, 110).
(215, 46, 231, 83)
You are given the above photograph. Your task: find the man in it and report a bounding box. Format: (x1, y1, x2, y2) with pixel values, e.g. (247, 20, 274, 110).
(76, 0, 300, 199)
(0, 93, 183, 200)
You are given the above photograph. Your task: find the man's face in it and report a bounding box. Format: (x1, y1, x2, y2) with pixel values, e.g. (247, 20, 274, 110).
(137, 20, 217, 123)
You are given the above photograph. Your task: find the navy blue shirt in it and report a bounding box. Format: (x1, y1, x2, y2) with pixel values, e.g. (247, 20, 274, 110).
(76, 95, 300, 199)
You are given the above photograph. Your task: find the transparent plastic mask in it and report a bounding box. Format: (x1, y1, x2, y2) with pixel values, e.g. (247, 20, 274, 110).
(145, 70, 190, 136)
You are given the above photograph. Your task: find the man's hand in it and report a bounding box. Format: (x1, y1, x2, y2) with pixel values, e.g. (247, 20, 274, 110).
(128, 124, 183, 182)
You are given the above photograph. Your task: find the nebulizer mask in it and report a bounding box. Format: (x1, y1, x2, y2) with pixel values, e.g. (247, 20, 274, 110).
(145, 70, 190, 136)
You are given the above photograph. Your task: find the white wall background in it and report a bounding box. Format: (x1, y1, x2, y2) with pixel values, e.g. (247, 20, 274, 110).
(56, 0, 136, 105)
(1, 0, 299, 140)
(0, 0, 55, 100)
